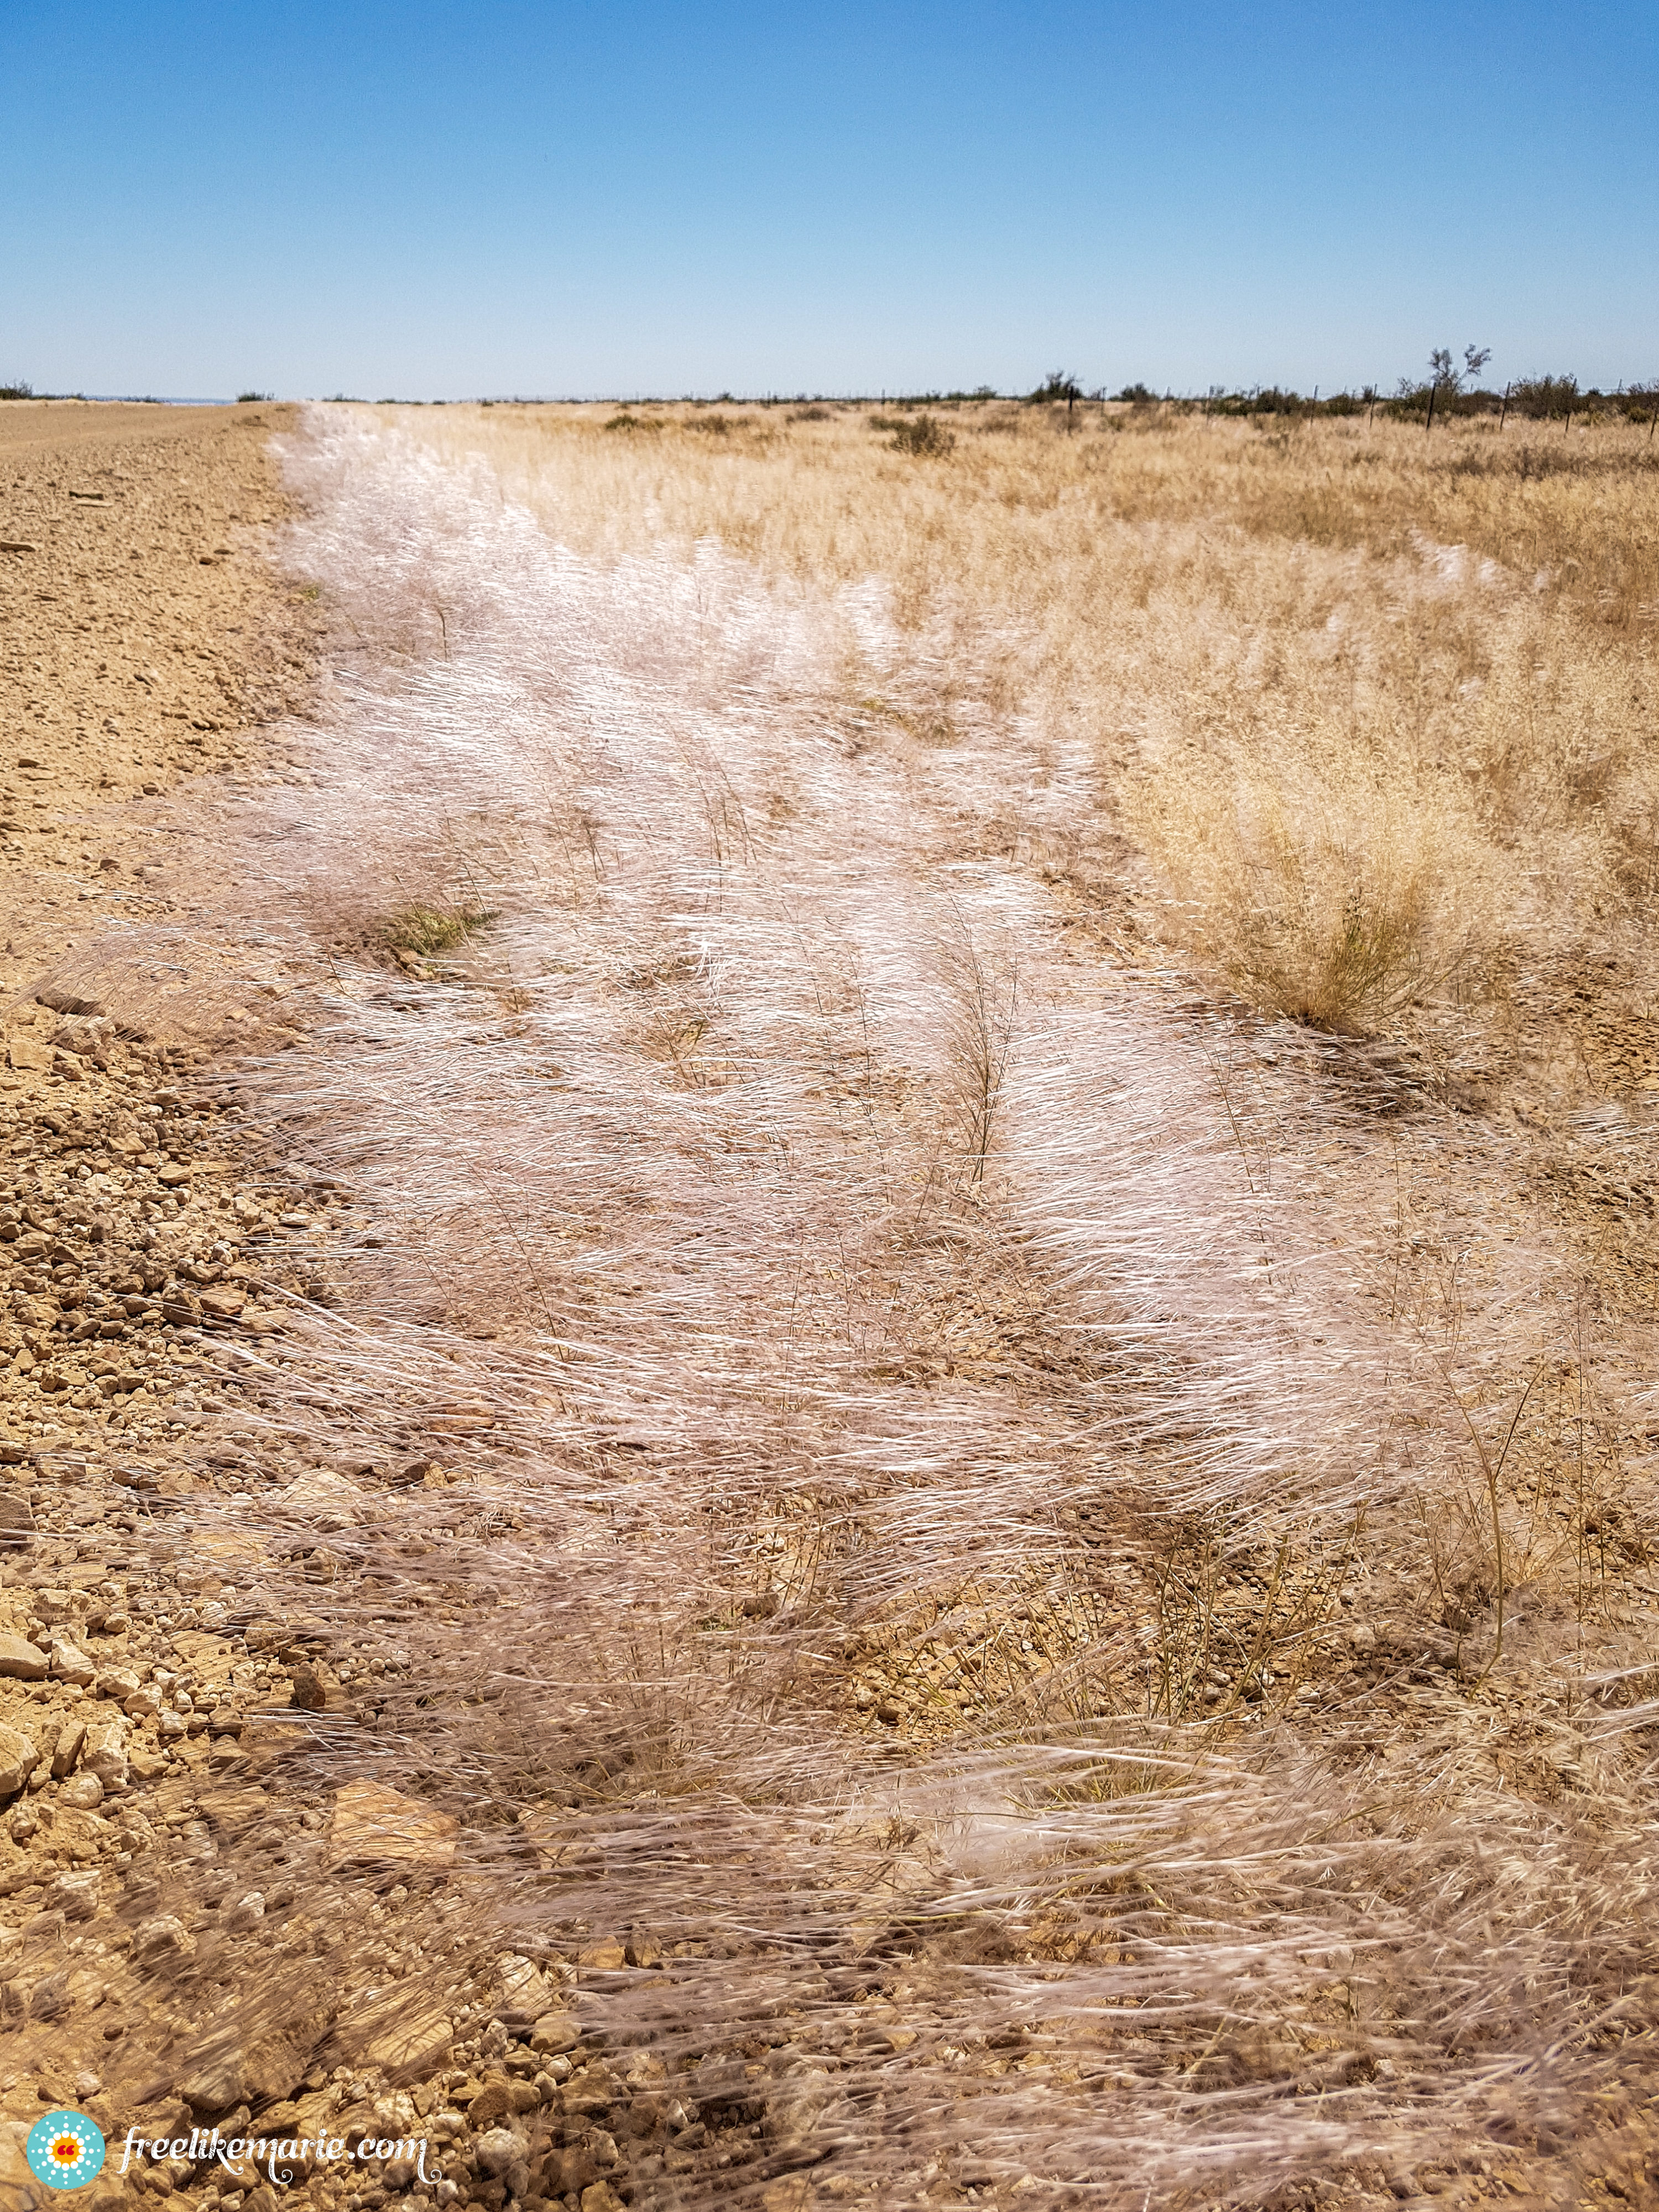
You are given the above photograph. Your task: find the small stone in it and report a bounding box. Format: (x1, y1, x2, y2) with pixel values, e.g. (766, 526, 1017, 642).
(156, 1166, 190, 1187)
(0, 1725, 39, 1797)
(59, 1772, 103, 1810)
(0, 1491, 34, 1541)
(226, 1891, 264, 1930)
(580, 2185, 626, 2212)
(530, 2011, 580, 2056)
(96, 1667, 140, 1701)
(624, 1926, 663, 1968)
(133, 1912, 196, 1963)
(50, 1718, 87, 1777)
(577, 1941, 625, 1971)
(124, 1687, 163, 1719)
(0, 1634, 47, 1682)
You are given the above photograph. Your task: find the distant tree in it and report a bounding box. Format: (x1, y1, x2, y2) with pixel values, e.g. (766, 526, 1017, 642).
(1029, 369, 1083, 405)
(1114, 382, 1159, 405)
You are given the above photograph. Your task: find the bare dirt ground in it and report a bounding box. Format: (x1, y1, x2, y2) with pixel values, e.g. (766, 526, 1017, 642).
(0, 402, 1656, 2212)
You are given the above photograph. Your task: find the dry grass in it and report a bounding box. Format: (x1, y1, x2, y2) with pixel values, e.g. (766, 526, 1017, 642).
(180, 404, 1659, 2205)
(369, 400, 1659, 1042)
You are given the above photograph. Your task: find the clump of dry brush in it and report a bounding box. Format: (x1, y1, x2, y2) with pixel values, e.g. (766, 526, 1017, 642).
(163, 411, 1659, 2207)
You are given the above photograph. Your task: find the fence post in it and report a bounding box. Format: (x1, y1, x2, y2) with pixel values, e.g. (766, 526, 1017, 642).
(1499, 380, 1510, 430)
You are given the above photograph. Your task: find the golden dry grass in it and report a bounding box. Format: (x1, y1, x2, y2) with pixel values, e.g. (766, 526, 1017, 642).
(377, 399, 1659, 1041)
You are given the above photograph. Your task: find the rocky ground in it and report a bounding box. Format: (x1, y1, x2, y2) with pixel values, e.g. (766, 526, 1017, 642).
(0, 402, 1656, 2212)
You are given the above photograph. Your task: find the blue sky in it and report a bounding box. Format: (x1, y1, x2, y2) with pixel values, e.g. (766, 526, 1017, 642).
(2, 0, 1654, 400)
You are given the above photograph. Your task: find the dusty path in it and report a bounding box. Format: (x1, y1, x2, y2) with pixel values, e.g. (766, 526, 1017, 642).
(0, 406, 1655, 2212)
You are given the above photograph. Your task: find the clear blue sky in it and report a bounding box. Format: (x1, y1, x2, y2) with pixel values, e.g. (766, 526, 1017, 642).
(2, 0, 1654, 401)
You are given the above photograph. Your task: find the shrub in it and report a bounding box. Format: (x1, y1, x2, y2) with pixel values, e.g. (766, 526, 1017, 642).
(0, 380, 33, 401)
(1029, 370, 1083, 405)
(1508, 374, 1580, 419)
(889, 413, 955, 457)
(1115, 382, 1160, 405)
(237, 389, 274, 404)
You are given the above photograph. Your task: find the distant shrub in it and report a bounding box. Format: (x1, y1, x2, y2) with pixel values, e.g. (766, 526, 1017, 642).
(787, 405, 832, 422)
(889, 413, 956, 457)
(1509, 374, 1580, 419)
(1115, 382, 1159, 405)
(237, 389, 274, 404)
(684, 413, 748, 436)
(1028, 370, 1083, 405)
(604, 411, 661, 433)
(0, 380, 33, 401)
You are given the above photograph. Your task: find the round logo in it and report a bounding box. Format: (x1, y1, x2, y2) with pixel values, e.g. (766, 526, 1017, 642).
(25, 2111, 105, 2192)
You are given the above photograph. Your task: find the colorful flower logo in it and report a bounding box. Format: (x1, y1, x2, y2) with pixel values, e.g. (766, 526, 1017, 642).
(25, 2110, 106, 2192)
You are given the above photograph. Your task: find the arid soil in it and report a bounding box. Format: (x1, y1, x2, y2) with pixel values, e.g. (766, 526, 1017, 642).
(0, 403, 1657, 2212)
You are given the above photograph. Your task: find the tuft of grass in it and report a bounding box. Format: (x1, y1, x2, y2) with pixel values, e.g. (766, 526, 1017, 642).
(373, 901, 497, 957)
(889, 411, 956, 457)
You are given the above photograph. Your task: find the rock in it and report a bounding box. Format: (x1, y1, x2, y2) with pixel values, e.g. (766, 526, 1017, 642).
(96, 1667, 140, 1701)
(180, 2029, 305, 2115)
(46, 1869, 101, 1921)
(124, 1687, 163, 1719)
(279, 1470, 360, 1531)
(0, 1726, 38, 1798)
(133, 1913, 196, 1964)
(0, 1635, 47, 1683)
(129, 1743, 168, 1782)
(50, 1719, 86, 1778)
(49, 1641, 96, 1688)
(198, 1288, 247, 1321)
(624, 1926, 663, 1968)
(35, 1589, 81, 1626)
(6, 1036, 53, 1073)
(467, 2081, 514, 2128)
(530, 2011, 580, 2056)
(0, 1492, 34, 1542)
(156, 1167, 191, 1188)
(337, 1978, 453, 2081)
(59, 1772, 103, 1810)
(329, 1780, 457, 1874)
(766, 2062, 838, 2154)
(580, 2185, 626, 2212)
(497, 1951, 556, 2025)
(473, 2126, 528, 2182)
(81, 1721, 128, 1787)
(577, 1941, 625, 1971)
